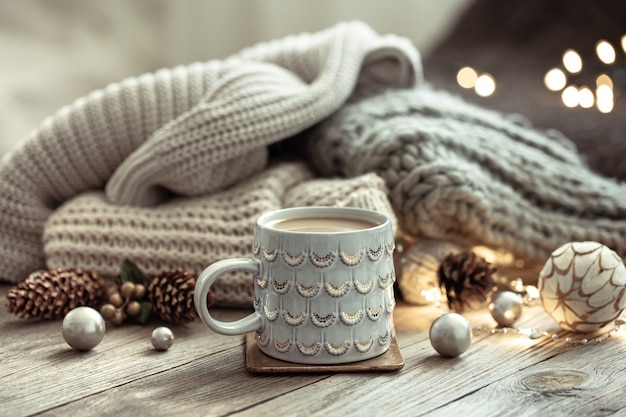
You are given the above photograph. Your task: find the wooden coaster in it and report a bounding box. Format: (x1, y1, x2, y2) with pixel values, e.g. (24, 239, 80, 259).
(245, 332, 404, 373)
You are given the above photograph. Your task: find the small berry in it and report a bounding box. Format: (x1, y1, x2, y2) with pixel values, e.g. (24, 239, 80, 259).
(126, 301, 141, 317)
(100, 304, 116, 320)
(120, 282, 136, 299)
(109, 292, 124, 308)
(133, 284, 146, 300)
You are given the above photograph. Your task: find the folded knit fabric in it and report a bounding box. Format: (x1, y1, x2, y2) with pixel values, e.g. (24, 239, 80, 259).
(0, 21, 420, 282)
(306, 85, 626, 264)
(43, 162, 396, 306)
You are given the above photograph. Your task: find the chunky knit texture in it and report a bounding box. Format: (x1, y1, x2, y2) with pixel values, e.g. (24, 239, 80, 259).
(43, 162, 396, 306)
(0, 21, 420, 282)
(306, 85, 626, 263)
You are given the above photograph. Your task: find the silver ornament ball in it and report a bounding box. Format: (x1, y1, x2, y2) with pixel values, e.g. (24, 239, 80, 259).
(62, 306, 106, 351)
(151, 326, 175, 351)
(429, 313, 472, 358)
(489, 291, 523, 327)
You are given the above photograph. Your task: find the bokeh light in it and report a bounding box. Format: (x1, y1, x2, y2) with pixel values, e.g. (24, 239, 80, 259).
(578, 86, 594, 108)
(457, 66, 477, 89)
(596, 40, 616, 65)
(562, 49, 582, 73)
(474, 73, 496, 97)
(561, 85, 579, 107)
(596, 84, 614, 113)
(544, 68, 567, 91)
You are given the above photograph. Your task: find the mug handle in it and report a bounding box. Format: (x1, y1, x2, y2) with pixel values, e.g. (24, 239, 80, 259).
(194, 258, 264, 335)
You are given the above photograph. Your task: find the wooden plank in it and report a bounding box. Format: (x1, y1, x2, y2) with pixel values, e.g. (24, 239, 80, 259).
(423, 336, 626, 416)
(3, 282, 626, 416)
(35, 343, 331, 417)
(0, 284, 254, 417)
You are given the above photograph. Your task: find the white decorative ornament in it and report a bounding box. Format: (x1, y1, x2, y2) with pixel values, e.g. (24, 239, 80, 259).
(538, 241, 626, 333)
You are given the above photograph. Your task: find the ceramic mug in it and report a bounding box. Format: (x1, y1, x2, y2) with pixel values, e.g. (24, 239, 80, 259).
(194, 206, 396, 364)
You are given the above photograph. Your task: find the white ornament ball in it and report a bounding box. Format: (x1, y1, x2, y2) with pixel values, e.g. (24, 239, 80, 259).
(539, 241, 626, 333)
(151, 327, 175, 351)
(62, 306, 106, 351)
(489, 291, 523, 327)
(429, 313, 473, 357)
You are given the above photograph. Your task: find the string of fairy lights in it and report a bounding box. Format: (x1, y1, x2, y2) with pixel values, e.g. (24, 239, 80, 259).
(455, 34, 626, 113)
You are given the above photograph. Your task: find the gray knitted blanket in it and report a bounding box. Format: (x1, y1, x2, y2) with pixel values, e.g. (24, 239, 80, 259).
(1, 21, 625, 293)
(305, 85, 626, 263)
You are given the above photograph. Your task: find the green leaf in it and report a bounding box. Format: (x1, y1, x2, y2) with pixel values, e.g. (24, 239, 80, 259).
(134, 300, 153, 324)
(120, 259, 148, 285)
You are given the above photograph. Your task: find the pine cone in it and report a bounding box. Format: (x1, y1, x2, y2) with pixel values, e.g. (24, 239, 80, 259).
(148, 269, 212, 324)
(6, 268, 106, 320)
(438, 251, 497, 313)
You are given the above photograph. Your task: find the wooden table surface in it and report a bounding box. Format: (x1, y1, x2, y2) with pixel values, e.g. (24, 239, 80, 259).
(2, 283, 625, 417)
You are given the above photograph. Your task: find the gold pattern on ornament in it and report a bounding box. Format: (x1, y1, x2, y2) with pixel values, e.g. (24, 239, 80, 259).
(339, 250, 364, 266)
(273, 338, 293, 353)
(296, 340, 322, 356)
(354, 278, 374, 294)
(281, 251, 306, 267)
(282, 310, 307, 326)
(324, 340, 351, 356)
(310, 252, 336, 268)
(271, 278, 292, 294)
(325, 281, 350, 297)
(354, 338, 374, 353)
(310, 311, 337, 327)
(340, 309, 364, 326)
(385, 299, 396, 313)
(366, 305, 383, 321)
(262, 248, 278, 262)
(367, 245, 384, 262)
(385, 241, 395, 256)
(264, 305, 279, 321)
(539, 241, 626, 333)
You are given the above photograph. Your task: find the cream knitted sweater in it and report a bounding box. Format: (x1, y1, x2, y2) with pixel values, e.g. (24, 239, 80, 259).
(0, 22, 419, 284)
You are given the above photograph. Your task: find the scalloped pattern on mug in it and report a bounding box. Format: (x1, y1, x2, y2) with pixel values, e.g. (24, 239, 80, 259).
(325, 281, 350, 297)
(354, 338, 374, 353)
(310, 252, 336, 268)
(281, 251, 306, 267)
(366, 305, 383, 321)
(295, 282, 321, 298)
(385, 241, 395, 256)
(283, 310, 307, 326)
(354, 278, 374, 294)
(264, 305, 279, 321)
(274, 338, 293, 353)
(378, 272, 393, 289)
(271, 278, 292, 294)
(367, 245, 384, 262)
(296, 340, 322, 356)
(256, 332, 270, 347)
(311, 312, 337, 328)
(340, 310, 364, 326)
(339, 250, 364, 266)
(378, 331, 390, 345)
(253, 297, 262, 311)
(256, 275, 268, 289)
(262, 248, 278, 262)
(324, 340, 351, 356)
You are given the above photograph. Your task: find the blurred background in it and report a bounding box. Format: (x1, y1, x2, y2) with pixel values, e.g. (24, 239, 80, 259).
(1, 0, 625, 179)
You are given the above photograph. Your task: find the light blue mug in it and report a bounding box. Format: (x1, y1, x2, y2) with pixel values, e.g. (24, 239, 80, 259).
(194, 206, 396, 364)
